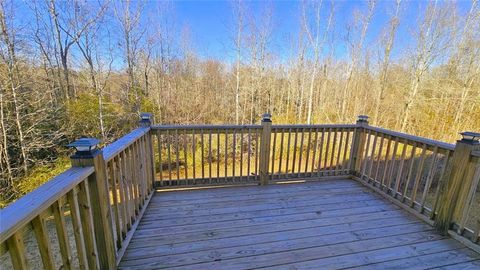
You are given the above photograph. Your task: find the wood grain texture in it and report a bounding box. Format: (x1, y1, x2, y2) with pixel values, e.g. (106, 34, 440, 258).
(118, 179, 479, 269)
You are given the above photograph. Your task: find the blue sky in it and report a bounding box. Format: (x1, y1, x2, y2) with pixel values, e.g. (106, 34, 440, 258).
(11, 0, 474, 66)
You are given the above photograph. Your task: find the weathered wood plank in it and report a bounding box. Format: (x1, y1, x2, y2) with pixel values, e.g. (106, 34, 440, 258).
(156, 237, 459, 270)
(32, 214, 55, 270)
(154, 178, 358, 200)
(131, 210, 409, 242)
(52, 199, 73, 270)
(352, 248, 480, 270)
(141, 198, 393, 226)
(6, 232, 28, 270)
(67, 188, 88, 270)
(430, 260, 480, 270)
(119, 179, 478, 270)
(121, 230, 441, 268)
(139, 204, 399, 234)
(122, 222, 430, 262)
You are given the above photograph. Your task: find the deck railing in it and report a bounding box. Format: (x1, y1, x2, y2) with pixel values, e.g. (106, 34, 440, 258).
(1, 122, 155, 269)
(1, 113, 478, 269)
(151, 121, 356, 187)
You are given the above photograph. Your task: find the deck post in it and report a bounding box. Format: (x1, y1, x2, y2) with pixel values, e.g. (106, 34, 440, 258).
(68, 138, 117, 269)
(434, 132, 480, 234)
(140, 113, 156, 191)
(350, 115, 369, 176)
(259, 113, 272, 185)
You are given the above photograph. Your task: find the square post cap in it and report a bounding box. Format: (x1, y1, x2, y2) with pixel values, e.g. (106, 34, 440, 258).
(262, 113, 272, 122)
(357, 115, 369, 122)
(67, 137, 100, 157)
(140, 112, 152, 120)
(139, 112, 153, 126)
(460, 131, 480, 144)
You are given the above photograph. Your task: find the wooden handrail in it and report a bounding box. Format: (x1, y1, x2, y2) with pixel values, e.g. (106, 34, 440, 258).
(272, 124, 357, 129)
(152, 124, 262, 130)
(0, 166, 95, 244)
(365, 125, 455, 151)
(103, 127, 150, 162)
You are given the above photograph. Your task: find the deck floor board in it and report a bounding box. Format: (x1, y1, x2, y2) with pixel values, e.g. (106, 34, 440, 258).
(119, 179, 480, 269)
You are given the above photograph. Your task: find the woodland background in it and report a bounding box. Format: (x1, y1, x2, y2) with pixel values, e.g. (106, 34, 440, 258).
(0, 0, 479, 206)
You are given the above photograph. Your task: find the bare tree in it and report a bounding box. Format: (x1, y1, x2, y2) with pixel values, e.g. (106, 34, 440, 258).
(232, 0, 245, 124)
(400, 1, 454, 132)
(373, 0, 401, 125)
(114, 0, 146, 115)
(302, 0, 334, 124)
(340, 0, 376, 121)
(0, 1, 28, 174)
(450, 0, 480, 133)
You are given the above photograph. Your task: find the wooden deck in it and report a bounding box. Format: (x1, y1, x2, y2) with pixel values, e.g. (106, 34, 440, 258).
(119, 179, 480, 269)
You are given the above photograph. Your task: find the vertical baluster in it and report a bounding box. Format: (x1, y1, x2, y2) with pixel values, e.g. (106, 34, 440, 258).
(241, 128, 244, 181)
(225, 129, 228, 181)
(32, 213, 55, 270)
(175, 130, 180, 183)
(386, 137, 400, 192)
(137, 138, 145, 197)
(373, 134, 385, 183)
(380, 136, 392, 190)
(342, 129, 351, 174)
(52, 199, 73, 270)
(217, 130, 221, 182)
(247, 128, 251, 181)
(329, 129, 338, 176)
(192, 130, 196, 184)
(393, 139, 408, 197)
(335, 129, 344, 175)
(323, 128, 331, 175)
(126, 145, 136, 211)
(209, 130, 213, 184)
(271, 129, 277, 180)
(317, 128, 325, 176)
(411, 144, 427, 207)
(6, 232, 28, 270)
(420, 146, 439, 212)
(285, 128, 292, 177)
(67, 187, 88, 269)
(120, 151, 133, 228)
(184, 129, 188, 183)
(131, 141, 140, 203)
(304, 128, 312, 175)
(310, 128, 319, 175)
(135, 141, 143, 208)
(402, 143, 418, 202)
(201, 129, 205, 182)
(166, 130, 172, 183)
(297, 128, 305, 178)
(360, 129, 371, 179)
(157, 131, 163, 185)
(115, 155, 128, 237)
(292, 128, 298, 176)
(367, 132, 378, 180)
(77, 181, 99, 269)
(108, 161, 121, 249)
(232, 129, 236, 182)
(255, 129, 259, 178)
(431, 150, 451, 219)
(278, 128, 285, 179)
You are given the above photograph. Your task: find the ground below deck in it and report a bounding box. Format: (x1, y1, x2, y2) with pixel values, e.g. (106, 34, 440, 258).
(119, 179, 480, 269)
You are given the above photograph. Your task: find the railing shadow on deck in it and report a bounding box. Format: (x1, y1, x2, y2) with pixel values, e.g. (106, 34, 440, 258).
(1, 114, 479, 269)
